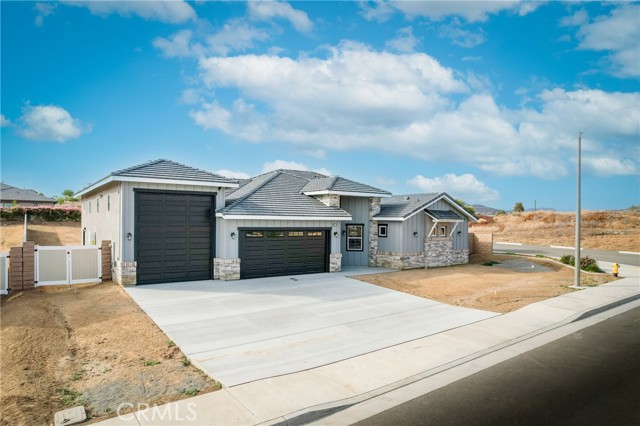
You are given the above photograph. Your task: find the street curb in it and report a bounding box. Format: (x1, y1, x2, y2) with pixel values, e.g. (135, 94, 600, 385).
(259, 292, 640, 426)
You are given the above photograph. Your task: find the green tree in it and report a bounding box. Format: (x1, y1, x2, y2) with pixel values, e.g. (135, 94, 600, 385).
(455, 199, 477, 217)
(513, 202, 525, 213)
(58, 189, 78, 204)
(496, 210, 507, 215)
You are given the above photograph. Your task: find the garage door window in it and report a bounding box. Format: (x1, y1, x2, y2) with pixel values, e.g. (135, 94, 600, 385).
(307, 231, 323, 237)
(246, 231, 264, 238)
(267, 231, 285, 238)
(288, 231, 304, 237)
(347, 224, 364, 251)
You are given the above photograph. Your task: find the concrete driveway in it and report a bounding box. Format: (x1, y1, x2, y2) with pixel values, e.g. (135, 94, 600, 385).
(126, 267, 498, 387)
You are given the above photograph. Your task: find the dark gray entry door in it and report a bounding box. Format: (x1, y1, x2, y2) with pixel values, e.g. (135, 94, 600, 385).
(135, 191, 214, 285)
(239, 230, 328, 279)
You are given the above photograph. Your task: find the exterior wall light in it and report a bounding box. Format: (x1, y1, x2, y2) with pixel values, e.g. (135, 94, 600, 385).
(126, 232, 132, 241)
(333, 231, 338, 237)
(413, 231, 418, 237)
(231, 232, 236, 239)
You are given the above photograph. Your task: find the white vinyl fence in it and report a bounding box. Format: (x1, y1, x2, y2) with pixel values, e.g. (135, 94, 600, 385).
(0, 254, 8, 295)
(36, 245, 102, 286)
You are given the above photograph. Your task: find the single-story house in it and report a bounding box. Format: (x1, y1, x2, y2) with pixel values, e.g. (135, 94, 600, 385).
(1, 183, 57, 207)
(76, 159, 476, 285)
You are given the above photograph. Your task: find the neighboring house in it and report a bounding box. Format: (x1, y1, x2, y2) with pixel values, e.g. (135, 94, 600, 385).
(76, 159, 476, 286)
(0, 183, 57, 207)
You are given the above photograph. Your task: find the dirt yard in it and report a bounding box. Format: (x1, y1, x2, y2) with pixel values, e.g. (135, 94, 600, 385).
(1, 221, 82, 252)
(355, 255, 617, 314)
(0, 283, 219, 426)
(471, 210, 640, 252)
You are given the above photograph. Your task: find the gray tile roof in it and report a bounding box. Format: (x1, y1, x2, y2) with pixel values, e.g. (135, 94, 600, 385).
(300, 176, 391, 196)
(0, 183, 57, 204)
(220, 170, 352, 218)
(375, 193, 440, 219)
(425, 209, 464, 221)
(111, 159, 237, 183)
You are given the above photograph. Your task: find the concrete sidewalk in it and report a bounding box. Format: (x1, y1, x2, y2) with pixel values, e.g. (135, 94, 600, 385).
(96, 266, 639, 426)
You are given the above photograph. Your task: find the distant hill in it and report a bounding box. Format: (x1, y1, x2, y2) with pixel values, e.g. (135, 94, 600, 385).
(472, 204, 501, 215)
(526, 207, 557, 212)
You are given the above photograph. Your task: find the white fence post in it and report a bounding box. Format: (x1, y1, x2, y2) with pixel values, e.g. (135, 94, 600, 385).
(0, 254, 8, 295)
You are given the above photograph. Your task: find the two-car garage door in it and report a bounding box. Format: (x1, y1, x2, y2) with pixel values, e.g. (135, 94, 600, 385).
(135, 191, 214, 285)
(239, 229, 328, 279)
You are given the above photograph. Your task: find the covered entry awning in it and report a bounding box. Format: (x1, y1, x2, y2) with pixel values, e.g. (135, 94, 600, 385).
(425, 209, 464, 237)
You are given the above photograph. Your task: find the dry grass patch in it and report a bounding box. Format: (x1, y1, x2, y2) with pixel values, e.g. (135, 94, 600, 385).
(1, 221, 82, 252)
(471, 210, 640, 251)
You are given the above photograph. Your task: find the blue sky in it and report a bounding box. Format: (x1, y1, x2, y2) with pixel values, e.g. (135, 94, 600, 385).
(1, 1, 638, 211)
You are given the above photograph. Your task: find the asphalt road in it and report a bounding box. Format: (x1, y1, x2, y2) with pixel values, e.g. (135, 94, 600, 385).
(356, 306, 640, 426)
(493, 242, 640, 266)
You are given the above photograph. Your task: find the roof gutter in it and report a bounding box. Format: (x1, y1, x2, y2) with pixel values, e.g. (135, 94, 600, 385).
(216, 213, 353, 221)
(75, 176, 238, 197)
(303, 190, 391, 198)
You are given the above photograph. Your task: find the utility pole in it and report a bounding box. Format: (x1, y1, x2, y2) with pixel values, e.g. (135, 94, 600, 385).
(574, 132, 582, 288)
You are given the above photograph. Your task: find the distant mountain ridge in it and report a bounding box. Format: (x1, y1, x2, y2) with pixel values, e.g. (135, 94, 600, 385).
(472, 204, 501, 215)
(473, 204, 557, 215)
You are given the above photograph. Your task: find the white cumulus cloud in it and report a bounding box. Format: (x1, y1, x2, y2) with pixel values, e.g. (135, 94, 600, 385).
(215, 169, 251, 179)
(0, 114, 11, 127)
(34, 2, 56, 27)
(262, 160, 310, 173)
(153, 29, 200, 58)
(17, 104, 91, 142)
(393, 0, 536, 23)
(407, 173, 500, 204)
(262, 160, 330, 175)
(385, 26, 419, 53)
(248, 1, 313, 33)
(184, 41, 638, 180)
(582, 156, 637, 176)
(565, 4, 640, 78)
(66, 0, 196, 24)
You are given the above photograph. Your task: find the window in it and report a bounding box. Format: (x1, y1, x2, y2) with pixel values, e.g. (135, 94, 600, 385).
(288, 231, 304, 237)
(97, 197, 100, 213)
(107, 195, 110, 212)
(307, 231, 323, 237)
(88, 201, 91, 213)
(378, 224, 388, 238)
(245, 231, 264, 238)
(267, 231, 284, 238)
(346, 224, 364, 251)
(439, 226, 448, 237)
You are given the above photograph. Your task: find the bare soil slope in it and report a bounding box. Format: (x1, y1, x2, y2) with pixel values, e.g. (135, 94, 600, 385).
(471, 210, 640, 251)
(1, 221, 81, 252)
(0, 283, 219, 425)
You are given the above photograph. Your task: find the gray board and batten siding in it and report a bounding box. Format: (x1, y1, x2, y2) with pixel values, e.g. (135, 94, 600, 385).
(340, 196, 370, 266)
(426, 198, 469, 250)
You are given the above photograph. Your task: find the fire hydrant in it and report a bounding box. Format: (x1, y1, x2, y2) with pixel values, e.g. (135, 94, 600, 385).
(612, 263, 620, 277)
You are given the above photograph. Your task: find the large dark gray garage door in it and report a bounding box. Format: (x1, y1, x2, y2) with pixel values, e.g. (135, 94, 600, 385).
(239, 230, 328, 279)
(135, 191, 214, 285)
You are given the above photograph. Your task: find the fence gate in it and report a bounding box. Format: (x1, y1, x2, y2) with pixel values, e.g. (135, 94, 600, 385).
(36, 245, 102, 286)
